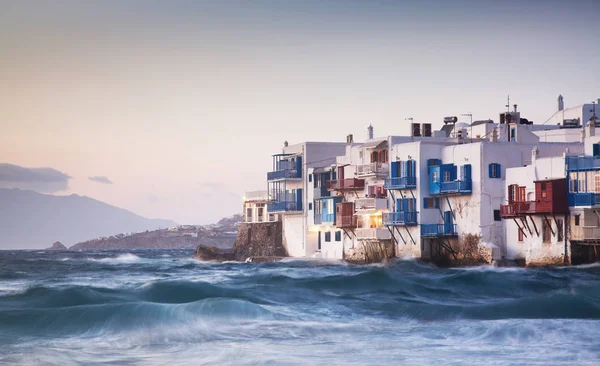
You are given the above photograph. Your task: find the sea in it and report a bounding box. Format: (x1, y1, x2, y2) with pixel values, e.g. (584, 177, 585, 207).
(1, 249, 599, 365)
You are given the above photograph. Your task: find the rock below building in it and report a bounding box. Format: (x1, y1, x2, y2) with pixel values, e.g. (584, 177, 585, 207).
(194, 221, 288, 262)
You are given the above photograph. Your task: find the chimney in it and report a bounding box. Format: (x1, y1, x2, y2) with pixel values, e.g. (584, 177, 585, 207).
(368, 124, 374, 140)
(513, 104, 518, 113)
(558, 95, 564, 111)
(346, 134, 354, 144)
(284, 141, 289, 147)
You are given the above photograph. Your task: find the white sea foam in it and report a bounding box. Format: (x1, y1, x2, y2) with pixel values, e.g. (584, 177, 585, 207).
(89, 253, 142, 264)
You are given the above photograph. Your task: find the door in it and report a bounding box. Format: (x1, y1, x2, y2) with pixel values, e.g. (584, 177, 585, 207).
(318, 231, 322, 250)
(444, 211, 453, 235)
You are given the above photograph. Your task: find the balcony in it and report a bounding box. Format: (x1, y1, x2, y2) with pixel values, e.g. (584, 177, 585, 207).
(313, 186, 330, 200)
(327, 178, 365, 191)
(420, 224, 458, 237)
(383, 211, 418, 226)
(569, 193, 600, 207)
(355, 228, 392, 241)
(356, 163, 389, 177)
(571, 226, 600, 241)
(433, 180, 472, 195)
(336, 214, 356, 228)
(384, 176, 416, 190)
(267, 169, 300, 181)
(267, 201, 300, 212)
(566, 156, 600, 171)
(244, 190, 269, 202)
(354, 198, 388, 211)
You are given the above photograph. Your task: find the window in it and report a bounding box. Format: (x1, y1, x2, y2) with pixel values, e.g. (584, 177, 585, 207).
(575, 214, 580, 226)
(309, 174, 312, 182)
(335, 231, 341, 241)
(557, 219, 564, 242)
(542, 219, 552, 243)
(594, 143, 600, 157)
(443, 171, 450, 182)
(325, 232, 331, 242)
(308, 203, 313, 210)
(569, 172, 578, 193)
(489, 163, 501, 178)
(432, 171, 438, 183)
(494, 209, 501, 221)
(423, 197, 439, 209)
(508, 185, 516, 202)
(518, 228, 524, 242)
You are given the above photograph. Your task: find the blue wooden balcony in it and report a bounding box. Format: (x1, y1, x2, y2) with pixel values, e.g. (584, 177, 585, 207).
(384, 176, 416, 190)
(569, 193, 600, 207)
(383, 211, 418, 226)
(566, 156, 600, 171)
(431, 180, 472, 195)
(420, 224, 458, 237)
(267, 169, 300, 181)
(268, 201, 301, 212)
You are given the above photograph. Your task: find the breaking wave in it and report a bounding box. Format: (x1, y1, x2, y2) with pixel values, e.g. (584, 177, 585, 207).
(1, 250, 600, 364)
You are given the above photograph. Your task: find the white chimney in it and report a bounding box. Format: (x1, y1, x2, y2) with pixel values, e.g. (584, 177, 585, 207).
(368, 124, 374, 140)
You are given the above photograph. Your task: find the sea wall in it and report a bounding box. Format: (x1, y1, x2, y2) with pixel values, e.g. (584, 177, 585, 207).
(344, 240, 395, 264)
(425, 234, 494, 267)
(233, 222, 288, 260)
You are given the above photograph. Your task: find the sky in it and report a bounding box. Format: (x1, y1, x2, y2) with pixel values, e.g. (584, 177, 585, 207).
(1, 0, 599, 224)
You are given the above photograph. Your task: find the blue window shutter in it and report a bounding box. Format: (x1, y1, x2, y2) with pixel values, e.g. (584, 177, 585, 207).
(403, 161, 408, 177)
(423, 197, 429, 209)
(435, 198, 440, 208)
(296, 189, 303, 211)
(463, 164, 472, 180)
(497, 163, 501, 178)
(594, 144, 600, 157)
(451, 165, 457, 180)
(397, 198, 402, 212)
(489, 164, 493, 178)
(402, 198, 409, 213)
(410, 160, 416, 177)
(296, 156, 302, 178)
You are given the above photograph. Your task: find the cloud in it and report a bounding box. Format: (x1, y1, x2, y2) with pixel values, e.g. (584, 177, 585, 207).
(88, 176, 113, 184)
(0, 163, 70, 193)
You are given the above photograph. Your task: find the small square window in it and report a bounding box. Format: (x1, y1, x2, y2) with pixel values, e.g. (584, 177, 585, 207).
(308, 203, 313, 210)
(335, 231, 341, 241)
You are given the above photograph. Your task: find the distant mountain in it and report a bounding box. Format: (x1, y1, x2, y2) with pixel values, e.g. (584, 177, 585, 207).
(0, 189, 177, 249)
(70, 214, 241, 250)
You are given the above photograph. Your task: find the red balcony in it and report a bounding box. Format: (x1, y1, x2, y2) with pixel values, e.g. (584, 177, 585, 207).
(326, 178, 365, 191)
(500, 199, 567, 218)
(336, 214, 357, 228)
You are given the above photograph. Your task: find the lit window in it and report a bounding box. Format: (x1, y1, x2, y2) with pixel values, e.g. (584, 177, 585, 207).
(432, 171, 438, 183)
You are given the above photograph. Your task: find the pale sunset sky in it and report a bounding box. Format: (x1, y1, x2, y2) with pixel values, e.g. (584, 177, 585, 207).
(1, 0, 599, 224)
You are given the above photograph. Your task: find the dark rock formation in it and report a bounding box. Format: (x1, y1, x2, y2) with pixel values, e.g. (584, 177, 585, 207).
(194, 221, 287, 262)
(46, 241, 67, 250)
(344, 241, 395, 264)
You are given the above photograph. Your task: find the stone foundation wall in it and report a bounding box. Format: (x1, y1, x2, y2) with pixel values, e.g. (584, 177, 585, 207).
(233, 222, 288, 261)
(427, 234, 494, 267)
(344, 240, 395, 264)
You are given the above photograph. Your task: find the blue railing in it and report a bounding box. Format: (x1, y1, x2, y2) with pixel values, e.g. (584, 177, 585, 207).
(267, 201, 300, 212)
(322, 213, 336, 223)
(383, 211, 418, 226)
(420, 224, 458, 237)
(438, 180, 472, 194)
(566, 156, 600, 171)
(267, 169, 300, 181)
(569, 193, 600, 207)
(384, 176, 416, 189)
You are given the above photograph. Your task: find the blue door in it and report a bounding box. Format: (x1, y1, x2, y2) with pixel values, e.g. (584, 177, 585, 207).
(318, 231, 322, 250)
(444, 211, 453, 235)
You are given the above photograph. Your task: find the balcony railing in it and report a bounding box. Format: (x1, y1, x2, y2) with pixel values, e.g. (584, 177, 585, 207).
(326, 178, 365, 191)
(336, 214, 356, 228)
(566, 156, 600, 171)
(420, 224, 458, 237)
(438, 180, 472, 195)
(356, 163, 389, 177)
(572, 226, 600, 241)
(354, 198, 388, 211)
(569, 193, 600, 207)
(322, 213, 335, 223)
(355, 228, 392, 241)
(500, 201, 536, 217)
(267, 169, 300, 181)
(383, 211, 418, 226)
(384, 176, 416, 190)
(244, 190, 269, 201)
(267, 201, 300, 212)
